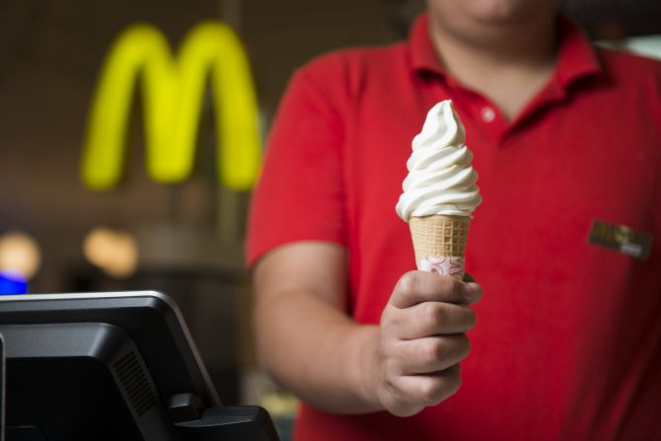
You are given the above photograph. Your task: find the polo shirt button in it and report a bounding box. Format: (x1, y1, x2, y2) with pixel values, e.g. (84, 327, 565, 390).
(480, 106, 496, 123)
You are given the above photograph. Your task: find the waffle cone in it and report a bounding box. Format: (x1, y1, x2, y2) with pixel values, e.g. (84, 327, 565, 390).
(409, 215, 470, 277)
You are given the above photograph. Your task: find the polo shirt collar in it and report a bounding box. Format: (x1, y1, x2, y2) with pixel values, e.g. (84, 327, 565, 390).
(553, 15, 603, 88)
(409, 14, 445, 76)
(408, 13, 603, 90)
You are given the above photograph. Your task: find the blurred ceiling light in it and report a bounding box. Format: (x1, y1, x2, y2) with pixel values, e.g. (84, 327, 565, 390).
(621, 36, 661, 60)
(598, 35, 661, 60)
(84, 227, 139, 278)
(0, 231, 42, 280)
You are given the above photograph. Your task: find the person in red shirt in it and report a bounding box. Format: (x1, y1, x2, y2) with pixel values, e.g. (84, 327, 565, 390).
(247, 0, 661, 440)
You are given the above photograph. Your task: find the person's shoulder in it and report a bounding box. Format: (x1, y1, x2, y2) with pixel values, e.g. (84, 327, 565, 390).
(300, 42, 407, 74)
(294, 42, 408, 93)
(593, 45, 661, 135)
(595, 44, 661, 82)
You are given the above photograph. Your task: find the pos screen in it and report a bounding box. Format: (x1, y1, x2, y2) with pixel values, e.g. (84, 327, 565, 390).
(0, 291, 278, 441)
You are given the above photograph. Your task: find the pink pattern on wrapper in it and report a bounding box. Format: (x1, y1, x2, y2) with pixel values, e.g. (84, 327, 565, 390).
(418, 256, 465, 280)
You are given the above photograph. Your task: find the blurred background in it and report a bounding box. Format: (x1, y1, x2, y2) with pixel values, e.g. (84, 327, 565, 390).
(1, 0, 660, 439)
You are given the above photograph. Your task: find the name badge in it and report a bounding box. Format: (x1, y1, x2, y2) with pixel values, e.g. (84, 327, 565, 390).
(589, 219, 653, 260)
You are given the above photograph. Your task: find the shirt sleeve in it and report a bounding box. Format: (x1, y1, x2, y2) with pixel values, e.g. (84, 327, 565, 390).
(246, 58, 347, 267)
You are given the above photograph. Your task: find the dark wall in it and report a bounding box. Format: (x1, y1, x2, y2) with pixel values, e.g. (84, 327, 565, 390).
(0, 0, 396, 292)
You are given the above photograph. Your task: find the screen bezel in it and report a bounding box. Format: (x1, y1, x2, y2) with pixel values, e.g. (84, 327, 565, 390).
(0, 291, 220, 407)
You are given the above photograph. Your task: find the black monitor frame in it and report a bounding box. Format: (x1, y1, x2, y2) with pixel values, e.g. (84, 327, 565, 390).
(0, 291, 279, 441)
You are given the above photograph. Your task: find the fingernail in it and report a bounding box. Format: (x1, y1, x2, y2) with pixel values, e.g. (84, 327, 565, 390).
(464, 283, 482, 301)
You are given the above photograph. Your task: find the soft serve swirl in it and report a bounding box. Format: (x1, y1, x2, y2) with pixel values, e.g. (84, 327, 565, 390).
(396, 100, 482, 221)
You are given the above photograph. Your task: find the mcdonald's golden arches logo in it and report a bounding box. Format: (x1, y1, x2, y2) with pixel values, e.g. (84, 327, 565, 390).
(81, 21, 261, 191)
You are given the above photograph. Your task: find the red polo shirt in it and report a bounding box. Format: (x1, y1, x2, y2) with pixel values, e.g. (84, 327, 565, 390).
(247, 14, 661, 441)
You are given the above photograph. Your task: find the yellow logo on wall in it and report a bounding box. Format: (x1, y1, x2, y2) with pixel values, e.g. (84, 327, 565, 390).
(81, 21, 261, 190)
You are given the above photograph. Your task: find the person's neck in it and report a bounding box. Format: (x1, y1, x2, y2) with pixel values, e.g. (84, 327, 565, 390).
(429, 17, 558, 121)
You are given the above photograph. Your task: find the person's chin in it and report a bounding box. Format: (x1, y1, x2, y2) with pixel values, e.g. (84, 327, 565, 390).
(459, 0, 551, 25)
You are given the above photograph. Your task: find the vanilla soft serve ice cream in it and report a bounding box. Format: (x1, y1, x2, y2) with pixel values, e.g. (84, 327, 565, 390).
(396, 100, 481, 221)
(396, 100, 481, 278)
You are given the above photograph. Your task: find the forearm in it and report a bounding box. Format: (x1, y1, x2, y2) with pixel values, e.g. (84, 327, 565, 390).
(255, 290, 382, 414)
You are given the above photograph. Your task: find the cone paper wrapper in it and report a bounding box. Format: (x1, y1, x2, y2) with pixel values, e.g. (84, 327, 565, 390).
(409, 215, 470, 280)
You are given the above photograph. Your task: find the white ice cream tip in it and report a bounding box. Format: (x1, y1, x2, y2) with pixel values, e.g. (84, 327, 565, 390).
(396, 100, 482, 222)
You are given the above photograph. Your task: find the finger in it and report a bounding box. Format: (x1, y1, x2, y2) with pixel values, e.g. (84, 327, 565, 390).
(390, 271, 482, 309)
(395, 335, 470, 375)
(394, 364, 462, 407)
(394, 301, 476, 339)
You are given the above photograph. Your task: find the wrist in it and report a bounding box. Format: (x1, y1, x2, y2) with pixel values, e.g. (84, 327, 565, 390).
(349, 324, 384, 412)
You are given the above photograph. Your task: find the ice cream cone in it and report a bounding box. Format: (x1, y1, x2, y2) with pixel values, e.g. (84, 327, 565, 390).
(396, 100, 480, 279)
(409, 214, 469, 279)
